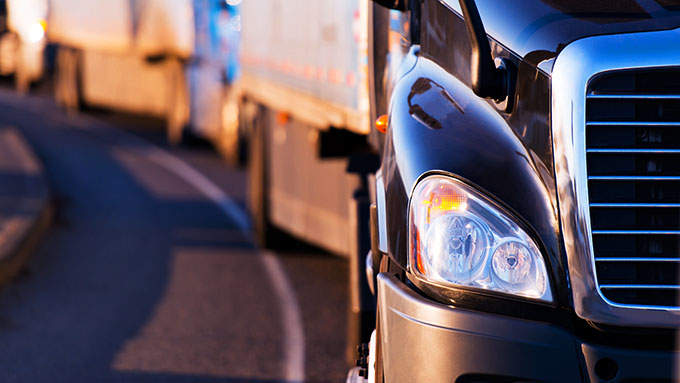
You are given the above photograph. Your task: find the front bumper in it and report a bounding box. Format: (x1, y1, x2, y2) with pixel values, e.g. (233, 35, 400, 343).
(377, 273, 678, 383)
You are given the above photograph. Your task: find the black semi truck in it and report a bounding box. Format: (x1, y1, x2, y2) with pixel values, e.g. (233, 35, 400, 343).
(351, 0, 680, 382)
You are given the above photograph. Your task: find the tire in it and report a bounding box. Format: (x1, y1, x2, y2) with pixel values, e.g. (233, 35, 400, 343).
(54, 47, 81, 111)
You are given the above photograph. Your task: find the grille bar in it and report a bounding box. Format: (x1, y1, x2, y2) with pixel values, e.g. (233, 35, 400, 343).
(591, 203, 680, 207)
(588, 121, 680, 127)
(587, 148, 680, 153)
(596, 257, 680, 262)
(589, 176, 680, 180)
(586, 68, 680, 308)
(593, 230, 680, 235)
(600, 285, 680, 290)
(588, 94, 680, 100)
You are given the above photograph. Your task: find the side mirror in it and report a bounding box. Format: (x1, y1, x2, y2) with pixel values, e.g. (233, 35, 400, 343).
(370, 0, 408, 11)
(458, 0, 515, 112)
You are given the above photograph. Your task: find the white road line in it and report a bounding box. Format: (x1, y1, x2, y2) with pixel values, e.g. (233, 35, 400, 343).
(143, 147, 251, 231)
(65, 113, 307, 383)
(1, 86, 308, 381)
(141, 146, 306, 382)
(261, 251, 306, 382)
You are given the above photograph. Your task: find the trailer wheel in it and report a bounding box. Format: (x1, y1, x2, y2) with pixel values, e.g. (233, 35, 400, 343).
(54, 47, 81, 111)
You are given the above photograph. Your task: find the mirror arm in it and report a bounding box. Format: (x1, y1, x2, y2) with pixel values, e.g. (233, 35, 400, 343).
(371, 0, 408, 11)
(458, 0, 507, 102)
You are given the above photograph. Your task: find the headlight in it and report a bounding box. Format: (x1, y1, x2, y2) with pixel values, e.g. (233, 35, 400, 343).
(409, 175, 552, 302)
(27, 21, 46, 43)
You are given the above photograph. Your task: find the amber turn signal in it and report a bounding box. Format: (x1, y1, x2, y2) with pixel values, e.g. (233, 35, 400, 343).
(375, 114, 388, 133)
(276, 111, 289, 125)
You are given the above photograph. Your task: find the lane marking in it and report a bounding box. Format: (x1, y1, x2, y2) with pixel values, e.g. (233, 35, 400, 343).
(65, 113, 307, 383)
(140, 146, 306, 382)
(261, 251, 306, 382)
(0, 89, 308, 381)
(143, 148, 251, 231)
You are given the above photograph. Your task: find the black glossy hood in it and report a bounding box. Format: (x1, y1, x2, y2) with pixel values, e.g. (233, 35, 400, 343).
(466, 0, 680, 68)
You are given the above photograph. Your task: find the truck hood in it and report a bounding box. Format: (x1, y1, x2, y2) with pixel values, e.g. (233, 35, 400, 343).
(462, 0, 680, 71)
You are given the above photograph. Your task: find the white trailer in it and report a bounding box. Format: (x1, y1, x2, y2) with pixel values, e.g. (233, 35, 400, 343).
(239, 0, 376, 365)
(48, 0, 240, 145)
(239, 0, 371, 255)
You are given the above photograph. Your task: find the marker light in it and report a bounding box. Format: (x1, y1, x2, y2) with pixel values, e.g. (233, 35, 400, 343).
(375, 114, 388, 133)
(409, 175, 552, 302)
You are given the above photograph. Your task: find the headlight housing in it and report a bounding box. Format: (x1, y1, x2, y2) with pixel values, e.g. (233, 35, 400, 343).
(408, 175, 552, 302)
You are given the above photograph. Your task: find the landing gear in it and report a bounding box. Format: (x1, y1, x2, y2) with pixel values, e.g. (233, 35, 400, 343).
(346, 153, 380, 367)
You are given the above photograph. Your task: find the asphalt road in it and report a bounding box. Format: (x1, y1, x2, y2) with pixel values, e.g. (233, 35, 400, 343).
(0, 87, 349, 382)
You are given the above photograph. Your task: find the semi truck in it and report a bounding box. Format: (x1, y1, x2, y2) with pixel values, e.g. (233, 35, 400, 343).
(238, 0, 389, 363)
(348, 0, 680, 382)
(48, 0, 240, 147)
(0, 0, 48, 92)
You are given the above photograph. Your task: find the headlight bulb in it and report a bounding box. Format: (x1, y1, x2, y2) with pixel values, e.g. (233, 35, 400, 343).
(491, 240, 532, 284)
(491, 240, 547, 298)
(424, 214, 488, 283)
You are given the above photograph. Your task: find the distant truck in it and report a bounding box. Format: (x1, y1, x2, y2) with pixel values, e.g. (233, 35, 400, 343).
(47, 0, 240, 147)
(0, 0, 48, 92)
(238, 0, 379, 362)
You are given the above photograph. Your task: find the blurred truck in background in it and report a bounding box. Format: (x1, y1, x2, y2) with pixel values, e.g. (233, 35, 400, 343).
(47, 0, 240, 147)
(239, 0, 401, 364)
(0, 0, 49, 92)
(240, 0, 371, 254)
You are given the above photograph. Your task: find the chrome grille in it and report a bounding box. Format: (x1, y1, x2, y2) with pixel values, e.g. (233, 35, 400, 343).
(586, 68, 680, 308)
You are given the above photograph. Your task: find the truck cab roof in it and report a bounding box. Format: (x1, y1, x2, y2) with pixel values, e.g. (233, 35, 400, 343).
(447, 0, 680, 70)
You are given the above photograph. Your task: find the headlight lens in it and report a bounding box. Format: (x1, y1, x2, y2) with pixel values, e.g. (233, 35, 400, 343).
(409, 175, 552, 302)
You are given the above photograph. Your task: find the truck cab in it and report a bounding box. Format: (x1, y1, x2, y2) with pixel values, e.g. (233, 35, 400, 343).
(0, 0, 48, 92)
(357, 0, 680, 381)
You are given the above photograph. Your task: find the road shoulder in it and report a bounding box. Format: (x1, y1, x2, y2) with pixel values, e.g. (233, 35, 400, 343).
(0, 125, 52, 284)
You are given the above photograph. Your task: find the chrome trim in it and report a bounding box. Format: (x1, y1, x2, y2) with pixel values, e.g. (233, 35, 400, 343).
(587, 94, 680, 100)
(591, 203, 680, 207)
(375, 169, 388, 254)
(587, 148, 680, 153)
(597, 258, 680, 262)
(588, 121, 680, 127)
(601, 285, 680, 290)
(552, 27, 680, 327)
(589, 176, 680, 181)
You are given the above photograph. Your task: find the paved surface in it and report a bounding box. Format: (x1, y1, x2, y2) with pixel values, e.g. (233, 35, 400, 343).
(0, 88, 349, 383)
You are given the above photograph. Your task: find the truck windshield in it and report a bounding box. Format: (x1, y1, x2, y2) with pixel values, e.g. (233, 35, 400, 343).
(540, 0, 680, 21)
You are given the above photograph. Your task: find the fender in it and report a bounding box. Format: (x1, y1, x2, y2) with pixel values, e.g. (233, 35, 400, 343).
(379, 53, 569, 307)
